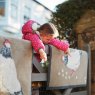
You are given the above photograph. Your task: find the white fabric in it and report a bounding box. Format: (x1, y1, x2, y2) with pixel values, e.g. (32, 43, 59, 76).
(0, 54, 21, 94)
(32, 23, 38, 31)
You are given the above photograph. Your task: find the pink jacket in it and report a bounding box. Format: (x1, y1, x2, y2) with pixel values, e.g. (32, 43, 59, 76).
(22, 20, 69, 53)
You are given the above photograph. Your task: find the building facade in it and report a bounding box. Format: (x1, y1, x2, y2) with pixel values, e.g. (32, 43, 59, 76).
(0, 0, 52, 39)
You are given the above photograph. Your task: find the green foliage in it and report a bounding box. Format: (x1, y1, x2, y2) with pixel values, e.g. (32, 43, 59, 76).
(51, 0, 95, 47)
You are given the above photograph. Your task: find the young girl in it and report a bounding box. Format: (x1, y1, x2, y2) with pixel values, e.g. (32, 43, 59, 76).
(22, 20, 69, 62)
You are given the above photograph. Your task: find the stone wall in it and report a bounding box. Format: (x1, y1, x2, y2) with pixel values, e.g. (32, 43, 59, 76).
(75, 10, 95, 50)
(75, 10, 95, 95)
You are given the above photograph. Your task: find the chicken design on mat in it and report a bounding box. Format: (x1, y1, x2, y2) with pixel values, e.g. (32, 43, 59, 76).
(0, 39, 23, 95)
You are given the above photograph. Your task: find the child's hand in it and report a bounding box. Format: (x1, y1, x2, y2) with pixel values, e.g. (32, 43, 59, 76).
(64, 48, 71, 56)
(39, 49, 47, 62)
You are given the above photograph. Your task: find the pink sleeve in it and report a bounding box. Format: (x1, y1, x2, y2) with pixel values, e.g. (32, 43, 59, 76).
(49, 38, 69, 52)
(24, 33, 45, 53)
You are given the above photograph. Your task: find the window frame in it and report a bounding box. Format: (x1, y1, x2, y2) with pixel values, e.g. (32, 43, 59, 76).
(23, 6, 31, 23)
(10, 0, 18, 21)
(0, 0, 6, 17)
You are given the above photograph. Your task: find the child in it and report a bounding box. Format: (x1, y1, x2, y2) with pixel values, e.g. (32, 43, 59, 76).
(22, 20, 69, 62)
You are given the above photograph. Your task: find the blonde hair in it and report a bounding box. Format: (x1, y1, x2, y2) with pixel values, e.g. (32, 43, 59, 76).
(38, 23, 59, 38)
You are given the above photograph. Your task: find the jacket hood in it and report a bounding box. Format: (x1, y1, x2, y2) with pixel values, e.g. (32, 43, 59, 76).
(22, 20, 36, 34)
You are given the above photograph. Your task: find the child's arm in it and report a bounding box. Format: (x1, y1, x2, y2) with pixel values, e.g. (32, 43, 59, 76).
(23, 33, 45, 53)
(49, 38, 69, 52)
(39, 49, 47, 62)
(23, 33, 47, 61)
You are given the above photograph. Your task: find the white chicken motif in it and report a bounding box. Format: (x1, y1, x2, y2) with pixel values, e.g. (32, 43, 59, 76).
(62, 48, 81, 71)
(0, 39, 23, 95)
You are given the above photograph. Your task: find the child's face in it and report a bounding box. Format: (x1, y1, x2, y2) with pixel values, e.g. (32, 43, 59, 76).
(40, 34, 54, 44)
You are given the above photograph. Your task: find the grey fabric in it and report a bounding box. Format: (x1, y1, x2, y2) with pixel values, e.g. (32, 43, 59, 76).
(48, 46, 88, 89)
(0, 36, 32, 95)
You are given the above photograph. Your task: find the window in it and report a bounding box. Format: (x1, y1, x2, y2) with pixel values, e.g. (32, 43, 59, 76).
(0, 0, 5, 16)
(23, 6, 30, 23)
(11, 4, 17, 19)
(11, 0, 18, 20)
(11, 0, 18, 4)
